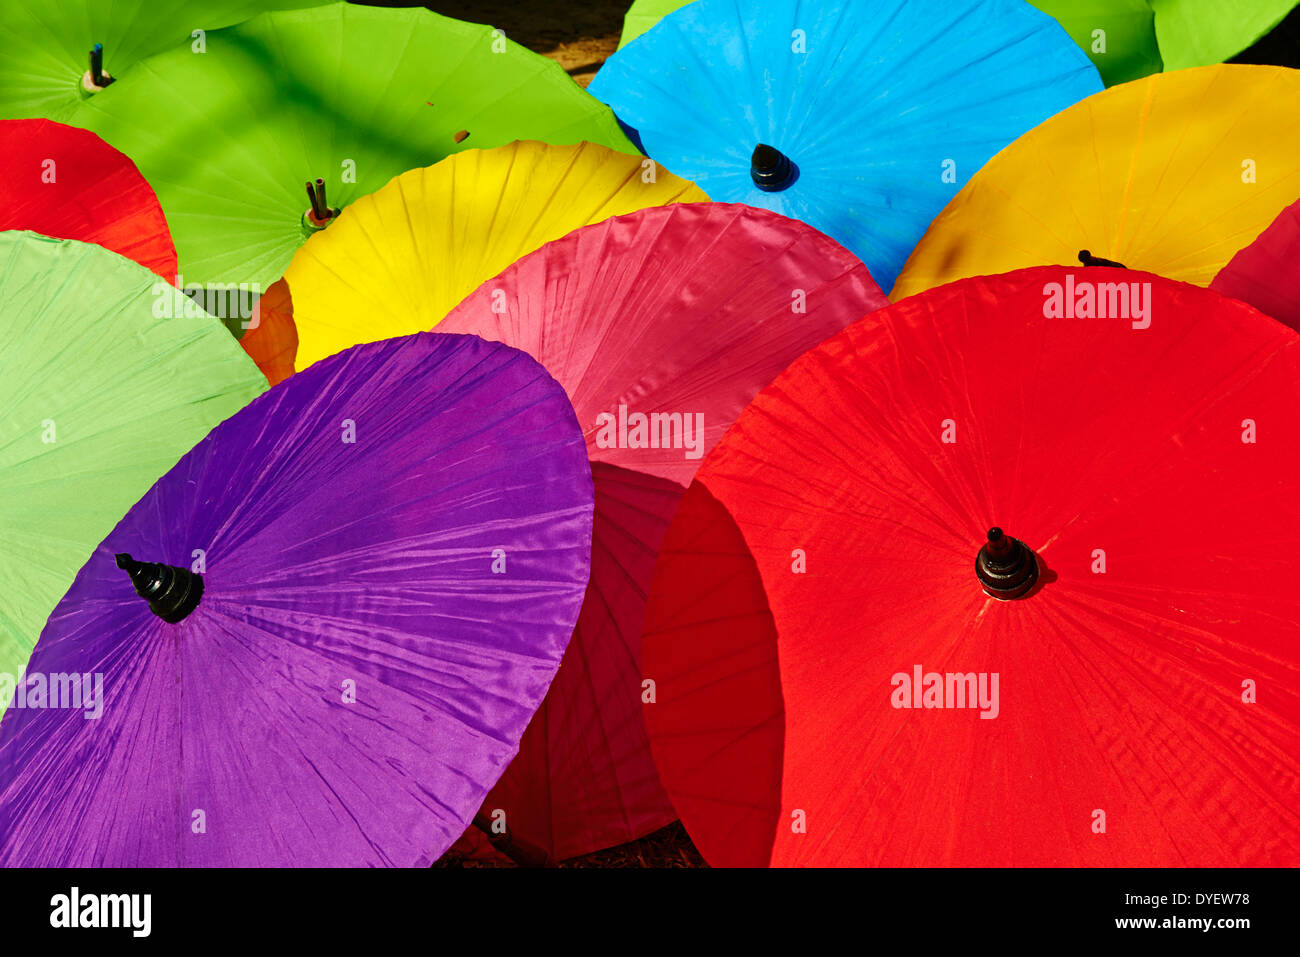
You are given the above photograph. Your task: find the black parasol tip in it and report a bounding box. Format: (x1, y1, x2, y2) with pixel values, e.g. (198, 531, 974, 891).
(1078, 249, 1126, 268)
(751, 143, 798, 192)
(975, 527, 1038, 600)
(87, 43, 113, 89)
(115, 553, 204, 623)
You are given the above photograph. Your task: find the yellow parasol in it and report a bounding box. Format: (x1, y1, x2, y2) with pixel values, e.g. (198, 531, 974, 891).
(288, 141, 709, 372)
(892, 65, 1300, 299)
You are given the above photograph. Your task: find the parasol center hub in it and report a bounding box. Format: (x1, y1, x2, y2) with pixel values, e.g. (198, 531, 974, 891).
(975, 527, 1038, 600)
(751, 143, 798, 192)
(115, 553, 204, 623)
(302, 208, 338, 230)
(80, 69, 114, 93)
(303, 178, 338, 230)
(83, 43, 114, 93)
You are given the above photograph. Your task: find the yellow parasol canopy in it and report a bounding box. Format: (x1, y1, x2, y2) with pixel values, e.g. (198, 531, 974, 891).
(892, 65, 1300, 299)
(288, 140, 709, 372)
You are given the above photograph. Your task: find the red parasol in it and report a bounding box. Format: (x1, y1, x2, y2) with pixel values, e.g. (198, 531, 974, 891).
(0, 118, 175, 278)
(654, 266, 1300, 866)
(641, 480, 784, 867)
(1211, 197, 1300, 333)
(436, 202, 886, 860)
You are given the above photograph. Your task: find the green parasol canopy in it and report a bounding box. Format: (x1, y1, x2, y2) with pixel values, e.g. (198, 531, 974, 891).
(66, 2, 636, 327)
(1151, 0, 1299, 69)
(0, 231, 266, 713)
(618, 0, 692, 48)
(1032, 1, 1162, 85)
(0, 0, 328, 120)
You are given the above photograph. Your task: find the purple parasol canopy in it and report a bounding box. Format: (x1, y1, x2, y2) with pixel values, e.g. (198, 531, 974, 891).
(0, 332, 594, 867)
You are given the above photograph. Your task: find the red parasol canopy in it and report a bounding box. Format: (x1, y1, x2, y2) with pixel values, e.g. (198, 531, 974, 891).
(437, 202, 887, 860)
(652, 266, 1300, 866)
(641, 480, 784, 867)
(1212, 197, 1300, 333)
(0, 118, 175, 278)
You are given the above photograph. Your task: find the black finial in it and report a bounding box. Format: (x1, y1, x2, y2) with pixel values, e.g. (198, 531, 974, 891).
(115, 553, 203, 623)
(975, 528, 1038, 600)
(88, 44, 113, 88)
(751, 144, 798, 191)
(1078, 249, 1126, 268)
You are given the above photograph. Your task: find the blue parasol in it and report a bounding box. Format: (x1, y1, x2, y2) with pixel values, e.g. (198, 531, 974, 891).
(590, 0, 1103, 290)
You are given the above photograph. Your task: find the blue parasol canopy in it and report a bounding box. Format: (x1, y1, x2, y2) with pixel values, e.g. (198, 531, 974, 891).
(590, 0, 1103, 290)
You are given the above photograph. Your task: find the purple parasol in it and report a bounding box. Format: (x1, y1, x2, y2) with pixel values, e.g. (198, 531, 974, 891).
(0, 332, 594, 867)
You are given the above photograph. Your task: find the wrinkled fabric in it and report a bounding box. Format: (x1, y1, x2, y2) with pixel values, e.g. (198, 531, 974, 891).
(0, 333, 594, 867)
(289, 141, 708, 372)
(66, 4, 635, 302)
(1212, 197, 1300, 333)
(0, 232, 265, 720)
(893, 65, 1300, 299)
(641, 479, 783, 868)
(617, 0, 691, 48)
(618, 0, 1161, 86)
(0, 0, 330, 121)
(237, 278, 298, 385)
(1031, 0, 1160, 85)
(437, 203, 887, 859)
(0, 119, 176, 278)
(590, 0, 1102, 290)
(676, 267, 1300, 866)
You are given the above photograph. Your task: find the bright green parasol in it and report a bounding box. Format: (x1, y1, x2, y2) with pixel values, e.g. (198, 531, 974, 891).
(1032, 1, 1162, 85)
(0, 0, 327, 120)
(618, 0, 692, 48)
(0, 231, 266, 713)
(1151, 0, 1298, 69)
(67, 2, 636, 324)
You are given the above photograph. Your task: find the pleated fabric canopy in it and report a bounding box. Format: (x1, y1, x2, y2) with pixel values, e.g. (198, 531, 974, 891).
(236, 279, 297, 386)
(1211, 197, 1300, 332)
(436, 203, 887, 860)
(0, 231, 266, 718)
(287, 141, 708, 372)
(617, 0, 691, 48)
(0, 119, 175, 278)
(66, 4, 635, 321)
(652, 266, 1300, 866)
(0, 0, 327, 120)
(0, 333, 595, 867)
(589, 0, 1100, 292)
(641, 480, 783, 867)
(1031, 0, 1161, 84)
(892, 65, 1300, 299)
(617, 0, 1161, 86)
(1029, 0, 1299, 84)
